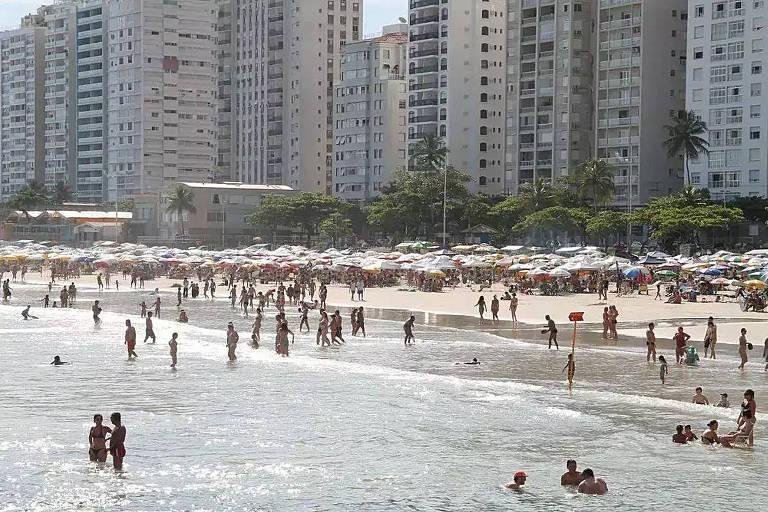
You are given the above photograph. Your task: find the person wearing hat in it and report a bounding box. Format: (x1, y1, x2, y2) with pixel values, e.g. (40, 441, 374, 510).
(716, 393, 730, 408)
(506, 471, 527, 490)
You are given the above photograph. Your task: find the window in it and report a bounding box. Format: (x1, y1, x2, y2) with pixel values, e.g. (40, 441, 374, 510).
(694, 47, 704, 59)
(728, 21, 744, 39)
(711, 22, 728, 41)
(750, 148, 761, 160)
(752, 82, 762, 96)
(749, 169, 761, 183)
(692, 88, 703, 101)
(754, 39, 764, 53)
(709, 151, 726, 169)
(691, 173, 701, 185)
(754, 17, 765, 31)
(479, 176, 487, 185)
(752, 61, 763, 74)
(695, 4, 704, 17)
(750, 126, 761, 139)
(693, 68, 703, 80)
(750, 104, 761, 118)
(708, 172, 724, 189)
(694, 26, 704, 39)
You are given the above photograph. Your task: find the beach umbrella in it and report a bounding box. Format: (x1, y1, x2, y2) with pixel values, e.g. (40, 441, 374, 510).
(654, 270, 677, 278)
(710, 277, 731, 285)
(549, 267, 572, 278)
(743, 280, 767, 289)
(700, 267, 723, 276)
(623, 266, 650, 278)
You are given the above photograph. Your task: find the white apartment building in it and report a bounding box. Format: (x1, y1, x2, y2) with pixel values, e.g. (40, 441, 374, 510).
(407, 0, 508, 195)
(687, 0, 766, 199)
(0, 27, 46, 202)
(231, 0, 362, 192)
(332, 25, 408, 201)
(215, 0, 234, 182)
(106, 0, 218, 200)
(505, 0, 596, 195)
(596, 0, 687, 205)
(75, 0, 108, 203)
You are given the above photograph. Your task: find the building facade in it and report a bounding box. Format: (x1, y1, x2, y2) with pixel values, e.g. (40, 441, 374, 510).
(332, 25, 408, 201)
(686, 0, 766, 199)
(105, 0, 218, 200)
(595, 0, 687, 205)
(0, 26, 46, 202)
(505, 0, 596, 195)
(407, 0, 508, 195)
(231, 0, 362, 192)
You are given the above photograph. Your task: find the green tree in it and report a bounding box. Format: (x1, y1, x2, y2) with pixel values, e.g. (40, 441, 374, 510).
(319, 212, 354, 247)
(248, 195, 289, 246)
(165, 185, 197, 237)
(677, 184, 710, 206)
(571, 159, 615, 212)
(586, 210, 629, 249)
(8, 181, 49, 218)
(513, 206, 589, 245)
(663, 110, 710, 184)
(52, 181, 73, 204)
(459, 194, 492, 229)
(410, 134, 447, 172)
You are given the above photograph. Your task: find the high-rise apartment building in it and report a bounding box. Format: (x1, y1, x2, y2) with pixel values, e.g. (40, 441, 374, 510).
(74, 0, 108, 203)
(105, 0, 218, 200)
(215, 0, 234, 182)
(595, 0, 687, 205)
(332, 24, 408, 201)
(686, 0, 765, 200)
(0, 26, 46, 202)
(407, 0, 508, 194)
(505, 0, 596, 195)
(231, 0, 362, 192)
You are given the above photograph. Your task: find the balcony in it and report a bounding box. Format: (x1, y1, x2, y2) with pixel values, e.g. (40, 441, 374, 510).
(598, 96, 640, 108)
(409, 82, 438, 91)
(410, 65, 439, 75)
(599, 58, 635, 70)
(409, 48, 439, 58)
(410, 32, 439, 42)
(599, 77, 640, 88)
(600, 37, 640, 50)
(410, 0, 439, 8)
(519, 160, 534, 168)
(599, 17, 641, 31)
(409, 98, 438, 107)
(411, 16, 439, 25)
(409, 115, 438, 123)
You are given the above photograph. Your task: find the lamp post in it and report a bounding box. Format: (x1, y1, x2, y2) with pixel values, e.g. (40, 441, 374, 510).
(442, 161, 448, 249)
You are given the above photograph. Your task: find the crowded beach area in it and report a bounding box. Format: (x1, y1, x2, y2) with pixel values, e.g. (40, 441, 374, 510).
(0, 240, 766, 510)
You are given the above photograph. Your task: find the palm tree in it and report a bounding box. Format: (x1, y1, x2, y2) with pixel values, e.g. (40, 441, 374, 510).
(8, 181, 49, 219)
(410, 134, 447, 172)
(52, 181, 73, 204)
(165, 185, 196, 237)
(664, 110, 710, 185)
(677, 184, 710, 206)
(518, 178, 555, 213)
(572, 159, 615, 212)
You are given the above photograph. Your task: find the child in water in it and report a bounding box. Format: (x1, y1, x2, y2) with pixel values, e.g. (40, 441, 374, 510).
(659, 356, 669, 384)
(562, 353, 575, 388)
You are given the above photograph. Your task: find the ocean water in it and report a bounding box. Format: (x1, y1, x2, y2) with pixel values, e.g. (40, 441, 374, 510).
(0, 282, 765, 511)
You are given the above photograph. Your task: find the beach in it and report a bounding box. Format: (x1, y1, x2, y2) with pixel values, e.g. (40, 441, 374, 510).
(0, 273, 766, 510)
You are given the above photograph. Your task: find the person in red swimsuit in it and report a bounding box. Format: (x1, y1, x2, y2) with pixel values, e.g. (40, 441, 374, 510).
(108, 412, 126, 470)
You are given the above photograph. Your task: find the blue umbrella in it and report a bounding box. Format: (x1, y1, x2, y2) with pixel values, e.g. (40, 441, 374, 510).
(701, 267, 722, 276)
(623, 266, 650, 278)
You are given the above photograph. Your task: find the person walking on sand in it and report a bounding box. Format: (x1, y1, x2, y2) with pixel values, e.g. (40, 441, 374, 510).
(704, 317, 717, 359)
(143, 312, 156, 343)
(88, 414, 111, 463)
(562, 353, 575, 388)
(491, 295, 500, 322)
(509, 292, 518, 323)
(543, 315, 559, 349)
(108, 412, 126, 470)
(738, 328, 749, 370)
(659, 356, 669, 384)
(124, 320, 138, 359)
(475, 296, 486, 320)
(673, 326, 690, 365)
(226, 322, 239, 361)
(602, 307, 610, 339)
(646, 323, 657, 362)
(404, 315, 416, 345)
(169, 332, 178, 368)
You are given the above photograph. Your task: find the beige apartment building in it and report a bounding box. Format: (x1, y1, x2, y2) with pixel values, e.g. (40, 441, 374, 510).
(595, 0, 687, 204)
(332, 24, 408, 201)
(407, 0, 508, 195)
(505, 0, 596, 195)
(105, 0, 218, 200)
(231, 0, 362, 193)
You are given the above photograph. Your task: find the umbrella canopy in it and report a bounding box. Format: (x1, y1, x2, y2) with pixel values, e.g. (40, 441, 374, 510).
(743, 280, 767, 289)
(623, 266, 650, 278)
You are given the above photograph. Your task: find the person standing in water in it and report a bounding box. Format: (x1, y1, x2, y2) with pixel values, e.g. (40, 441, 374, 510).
(646, 323, 657, 362)
(704, 317, 717, 359)
(673, 326, 690, 365)
(577, 469, 608, 495)
(475, 296, 486, 320)
(144, 312, 156, 343)
(88, 414, 111, 463)
(738, 328, 749, 370)
(139, 301, 147, 318)
(153, 296, 161, 318)
(226, 322, 239, 361)
(659, 355, 669, 384)
(543, 315, 559, 349)
(298, 302, 310, 333)
(355, 307, 366, 337)
(177, 287, 182, 307)
(277, 322, 294, 357)
(404, 315, 416, 346)
(124, 320, 138, 359)
(490, 295, 500, 322)
(509, 292, 518, 323)
(168, 332, 178, 368)
(562, 353, 575, 388)
(318, 310, 331, 347)
(560, 460, 584, 486)
(252, 308, 262, 347)
(108, 412, 126, 470)
(92, 300, 102, 325)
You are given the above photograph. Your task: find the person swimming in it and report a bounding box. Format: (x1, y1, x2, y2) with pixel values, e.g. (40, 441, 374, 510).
(50, 355, 69, 366)
(505, 471, 527, 491)
(456, 358, 480, 365)
(178, 310, 189, 323)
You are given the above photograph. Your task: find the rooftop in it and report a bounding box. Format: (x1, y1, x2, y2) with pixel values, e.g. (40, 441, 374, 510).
(180, 182, 294, 192)
(14, 210, 133, 220)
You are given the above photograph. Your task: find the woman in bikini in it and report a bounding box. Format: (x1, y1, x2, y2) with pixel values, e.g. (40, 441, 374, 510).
(88, 414, 112, 463)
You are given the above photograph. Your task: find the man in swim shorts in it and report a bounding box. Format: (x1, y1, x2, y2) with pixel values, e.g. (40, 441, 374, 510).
(561, 459, 583, 486)
(506, 471, 527, 491)
(577, 468, 608, 495)
(108, 412, 126, 470)
(125, 319, 138, 359)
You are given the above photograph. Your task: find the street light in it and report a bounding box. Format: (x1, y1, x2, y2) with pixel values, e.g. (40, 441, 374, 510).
(442, 160, 448, 249)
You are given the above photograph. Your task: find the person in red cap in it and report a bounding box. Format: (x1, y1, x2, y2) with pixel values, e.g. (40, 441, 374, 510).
(506, 471, 527, 490)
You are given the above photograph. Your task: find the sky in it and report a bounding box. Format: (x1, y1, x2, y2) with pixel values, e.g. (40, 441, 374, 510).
(0, 0, 408, 33)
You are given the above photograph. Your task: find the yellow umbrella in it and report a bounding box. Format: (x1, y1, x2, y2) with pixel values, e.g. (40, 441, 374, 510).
(742, 280, 767, 289)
